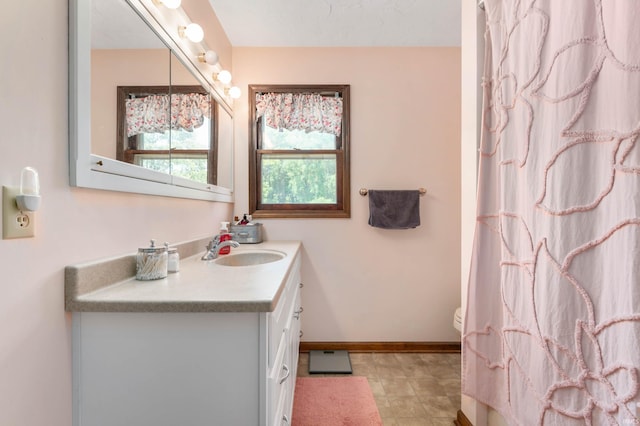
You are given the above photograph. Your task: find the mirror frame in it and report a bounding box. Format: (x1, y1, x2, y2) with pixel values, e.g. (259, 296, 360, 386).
(69, 0, 234, 202)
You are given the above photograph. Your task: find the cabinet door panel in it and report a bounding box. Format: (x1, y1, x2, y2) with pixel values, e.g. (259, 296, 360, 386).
(75, 312, 260, 426)
(268, 333, 289, 425)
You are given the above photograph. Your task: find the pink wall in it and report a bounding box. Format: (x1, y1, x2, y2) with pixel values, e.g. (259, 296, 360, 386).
(232, 47, 461, 342)
(0, 1, 232, 425)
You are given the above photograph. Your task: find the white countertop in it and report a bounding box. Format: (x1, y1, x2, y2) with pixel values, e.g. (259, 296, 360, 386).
(65, 241, 302, 313)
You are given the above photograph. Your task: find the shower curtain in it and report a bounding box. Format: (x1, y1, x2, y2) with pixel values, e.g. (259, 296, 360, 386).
(463, 1, 640, 424)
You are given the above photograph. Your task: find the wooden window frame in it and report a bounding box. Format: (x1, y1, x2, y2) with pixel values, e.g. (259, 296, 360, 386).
(248, 84, 351, 219)
(116, 85, 219, 185)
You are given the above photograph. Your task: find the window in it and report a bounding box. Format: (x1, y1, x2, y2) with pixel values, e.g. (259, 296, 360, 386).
(249, 85, 350, 218)
(116, 85, 218, 185)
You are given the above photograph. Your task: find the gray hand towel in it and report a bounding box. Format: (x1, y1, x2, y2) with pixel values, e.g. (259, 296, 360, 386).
(367, 190, 421, 229)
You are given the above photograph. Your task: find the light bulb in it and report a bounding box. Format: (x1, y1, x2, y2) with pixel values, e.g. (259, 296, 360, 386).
(179, 23, 204, 43)
(227, 86, 241, 99)
(198, 50, 219, 66)
(216, 70, 232, 85)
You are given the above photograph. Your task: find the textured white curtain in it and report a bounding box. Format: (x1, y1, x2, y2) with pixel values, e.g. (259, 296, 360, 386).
(463, 0, 640, 424)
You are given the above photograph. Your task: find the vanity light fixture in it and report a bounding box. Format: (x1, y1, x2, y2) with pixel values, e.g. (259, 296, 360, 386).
(213, 70, 232, 85)
(226, 86, 241, 99)
(178, 23, 204, 43)
(152, 0, 181, 9)
(198, 50, 219, 66)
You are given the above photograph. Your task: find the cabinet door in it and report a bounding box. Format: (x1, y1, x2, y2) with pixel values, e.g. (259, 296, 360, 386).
(284, 287, 302, 421)
(274, 387, 288, 426)
(74, 312, 260, 426)
(268, 333, 292, 426)
(268, 254, 301, 367)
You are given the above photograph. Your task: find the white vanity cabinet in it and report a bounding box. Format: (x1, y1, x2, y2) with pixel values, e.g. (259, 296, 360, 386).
(70, 245, 302, 426)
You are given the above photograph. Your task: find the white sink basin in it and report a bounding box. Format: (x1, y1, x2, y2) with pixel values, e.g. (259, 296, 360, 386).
(214, 250, 286, 267)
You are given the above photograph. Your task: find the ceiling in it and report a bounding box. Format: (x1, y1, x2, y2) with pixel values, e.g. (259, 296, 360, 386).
(206, 0, 461, 47)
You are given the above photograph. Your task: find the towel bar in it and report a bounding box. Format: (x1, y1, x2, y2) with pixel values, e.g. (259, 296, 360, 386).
(359, 188, 427, 196)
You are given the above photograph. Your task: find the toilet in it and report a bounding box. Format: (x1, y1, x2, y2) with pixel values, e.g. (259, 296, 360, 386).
(453, 307, 463, 333)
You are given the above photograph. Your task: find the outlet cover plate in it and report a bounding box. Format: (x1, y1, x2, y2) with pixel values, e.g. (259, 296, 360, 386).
(2, 186, 35, 239)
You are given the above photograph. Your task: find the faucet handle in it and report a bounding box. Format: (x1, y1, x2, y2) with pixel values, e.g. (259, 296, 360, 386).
(205, 235, 221, 251)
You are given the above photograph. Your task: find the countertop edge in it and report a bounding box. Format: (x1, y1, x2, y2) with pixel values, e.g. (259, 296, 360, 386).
(66, 300, 274, 313)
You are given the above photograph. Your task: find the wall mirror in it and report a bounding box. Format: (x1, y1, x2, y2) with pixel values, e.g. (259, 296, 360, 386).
(69, 0, 234, 201)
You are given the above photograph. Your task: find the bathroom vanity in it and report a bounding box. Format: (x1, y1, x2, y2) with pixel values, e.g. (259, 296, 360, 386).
(65, 240, 302, 426)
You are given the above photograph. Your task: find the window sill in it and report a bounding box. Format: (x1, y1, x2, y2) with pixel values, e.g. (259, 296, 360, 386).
(251, 209, 350, 219)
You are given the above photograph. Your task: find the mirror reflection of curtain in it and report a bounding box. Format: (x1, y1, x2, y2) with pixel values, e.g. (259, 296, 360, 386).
(126, 93, 211, 136)
(463, 1, 640, 424)
(255, 92, 343, 136)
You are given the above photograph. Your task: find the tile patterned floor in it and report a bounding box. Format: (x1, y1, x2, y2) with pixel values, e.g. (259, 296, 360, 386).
(297, 352, 461, 426)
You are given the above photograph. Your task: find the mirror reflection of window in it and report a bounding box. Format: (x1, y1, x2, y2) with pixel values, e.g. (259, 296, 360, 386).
(116, 85, 218, 185)
(133, 117, 212, 182)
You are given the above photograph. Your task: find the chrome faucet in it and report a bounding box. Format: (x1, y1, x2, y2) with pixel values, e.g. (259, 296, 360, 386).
(201, 235, 240, 260)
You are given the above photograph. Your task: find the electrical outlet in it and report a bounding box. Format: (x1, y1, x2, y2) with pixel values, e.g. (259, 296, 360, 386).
(3, 186, 35, 239)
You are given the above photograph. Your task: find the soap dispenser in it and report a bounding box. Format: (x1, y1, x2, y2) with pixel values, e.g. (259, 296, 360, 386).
(218, 221, 232, 255)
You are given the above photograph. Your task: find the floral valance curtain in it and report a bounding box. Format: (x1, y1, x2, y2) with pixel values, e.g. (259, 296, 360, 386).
(255, 92, 343, 136)
(125, 93, 211, 137)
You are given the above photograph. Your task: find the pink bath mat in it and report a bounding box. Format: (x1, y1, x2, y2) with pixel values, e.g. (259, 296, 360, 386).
(292, 376, 383, 425)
